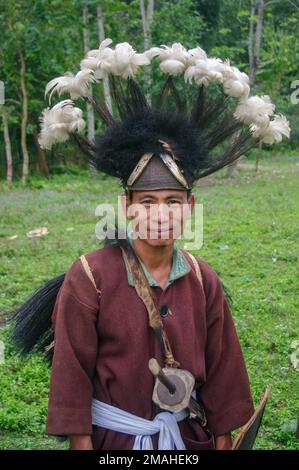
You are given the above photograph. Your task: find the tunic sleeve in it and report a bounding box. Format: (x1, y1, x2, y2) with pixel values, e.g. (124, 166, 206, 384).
(198, 260, 254, 437)
(46, 258, 99, 436)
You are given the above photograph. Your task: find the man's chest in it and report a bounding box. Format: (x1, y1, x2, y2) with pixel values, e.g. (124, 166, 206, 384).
(96, 276, 207, 381)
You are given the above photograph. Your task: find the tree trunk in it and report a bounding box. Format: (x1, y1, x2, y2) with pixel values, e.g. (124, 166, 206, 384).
(227, 161, 239, 178)
(33, 129, 49, 178)
(227, 130, 242, 177)
(140, 0, 154, 50)
(229, 0, 264, 177)
(248, 0, 264, 86)
(97, 4, 113, 114)
(19, 49, 30, 183)
(1, 106, 13, 183)
(255, 141, 262, 172)
(140, 0, 154, 101)
(248, 1, 256, 85)
(255, 0, 264, 67)
(83, 6, 95, 143)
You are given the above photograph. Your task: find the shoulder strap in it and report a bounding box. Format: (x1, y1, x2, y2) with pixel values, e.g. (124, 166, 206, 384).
(45, 256, 101, 353)
(184, 251, 203, 287)
(80, 255, 101, 297)
(120, 244, 180, 368)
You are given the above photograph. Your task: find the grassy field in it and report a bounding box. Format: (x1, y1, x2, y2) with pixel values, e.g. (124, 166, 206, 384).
(0, 155, 298, 450)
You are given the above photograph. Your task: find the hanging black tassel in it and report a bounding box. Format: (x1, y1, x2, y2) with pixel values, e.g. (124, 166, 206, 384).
(11, 274, 65, 362)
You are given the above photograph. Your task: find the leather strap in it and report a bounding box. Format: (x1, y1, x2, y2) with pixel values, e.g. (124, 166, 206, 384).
(46, 256, 101, 353)
(184, 251, 203, 287)
(120, 244, 180, 368)
(80, 255, 101, 297)
(120, 244, 212, 436)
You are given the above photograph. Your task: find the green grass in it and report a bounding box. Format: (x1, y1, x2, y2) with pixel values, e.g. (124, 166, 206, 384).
(0, 157, 298, 450)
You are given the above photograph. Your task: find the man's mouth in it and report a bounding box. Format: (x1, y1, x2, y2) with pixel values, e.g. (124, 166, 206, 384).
(148, 228, 173, 237)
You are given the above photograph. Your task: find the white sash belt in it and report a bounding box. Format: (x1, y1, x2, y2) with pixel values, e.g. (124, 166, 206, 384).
(91, 398, 188, 450)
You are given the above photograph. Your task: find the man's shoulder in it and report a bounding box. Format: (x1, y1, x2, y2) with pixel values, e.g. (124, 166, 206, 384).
(186, 253, 223, 297)
(183, 251, 220, 282)
(84, 244, 122, 264)
(66, 245, 122, 278)
(61, 245, 123, 301)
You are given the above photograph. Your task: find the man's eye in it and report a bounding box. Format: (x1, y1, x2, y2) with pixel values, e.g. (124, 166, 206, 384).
(142, 200, 153, 205)
(169, 200, 181, 205)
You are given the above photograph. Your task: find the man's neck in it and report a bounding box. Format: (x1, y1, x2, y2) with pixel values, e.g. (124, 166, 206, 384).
(131, 237, 174, 272)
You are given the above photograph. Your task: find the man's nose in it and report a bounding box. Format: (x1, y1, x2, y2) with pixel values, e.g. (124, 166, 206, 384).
(151, 204, 172, 224)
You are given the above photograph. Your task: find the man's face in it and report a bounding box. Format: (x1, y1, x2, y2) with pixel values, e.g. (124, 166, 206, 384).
(124, 189, 195, 248)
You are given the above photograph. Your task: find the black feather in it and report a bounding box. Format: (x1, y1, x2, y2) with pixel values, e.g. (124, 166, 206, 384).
(220, 280, 233, 308)
(11, 274, 65, 362)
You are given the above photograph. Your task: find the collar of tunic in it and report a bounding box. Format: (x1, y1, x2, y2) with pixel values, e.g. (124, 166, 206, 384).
(126, 234, 191, 289)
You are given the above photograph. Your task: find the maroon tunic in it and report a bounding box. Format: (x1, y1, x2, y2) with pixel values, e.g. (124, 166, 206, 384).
(46, 245, 254, 450)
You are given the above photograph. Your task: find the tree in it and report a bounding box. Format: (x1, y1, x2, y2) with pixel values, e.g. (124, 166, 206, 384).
(140, 0, 154, 51)
(249, 0, 265, 86)
(19, 48, 30, 183)
(1, 105, 13, 183)
(83, 4, 95, 143)
(97, 3, 113, 114)
(0, 0, 85, 179)
(140, 0, 154, 98)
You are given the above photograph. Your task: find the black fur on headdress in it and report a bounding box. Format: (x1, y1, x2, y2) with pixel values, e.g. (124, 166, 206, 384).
(11, 274, 65, 362)
(85, 77, 257, 188)
(94, 108, 209, 188)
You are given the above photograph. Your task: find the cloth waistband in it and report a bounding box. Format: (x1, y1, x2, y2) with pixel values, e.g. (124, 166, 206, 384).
(91, 398, 189, 450)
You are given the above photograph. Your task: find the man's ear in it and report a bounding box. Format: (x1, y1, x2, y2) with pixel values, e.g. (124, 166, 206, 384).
(188, 193, 195, 212)
(120, 192, 128, 218)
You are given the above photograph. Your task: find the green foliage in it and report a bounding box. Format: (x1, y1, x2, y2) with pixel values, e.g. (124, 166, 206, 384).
(0, 330, 50, 435)
(151, 0, 206, 47)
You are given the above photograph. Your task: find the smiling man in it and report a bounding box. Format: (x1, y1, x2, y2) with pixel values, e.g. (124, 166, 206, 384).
(11, 39, 290, 452)
(44, 103, 255, 450)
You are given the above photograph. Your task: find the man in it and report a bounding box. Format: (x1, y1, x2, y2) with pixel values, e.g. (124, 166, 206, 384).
(13, 40, 289, 450)
(45, 136, 254, 450)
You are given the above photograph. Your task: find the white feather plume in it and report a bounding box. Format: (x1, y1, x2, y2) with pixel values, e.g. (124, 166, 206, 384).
(41, 39, 290, 150)
(234, 95, 275, 126)
(160, 59, 186, 75)
(81, 39, 149, 79)
(38, 100, 85, 150)
(81, 39, 117, 79)
(112, 42, 150, 78)
(250, 114, 291, 144)
(222, 66, 250, 98)
(145, 47, 161, 60)
(184, 58, 226, 86)
(150, 43, 189, 76)
(45, 69, 95, 103)
(80, 38, 113, 70)
(80, 49, 101, 71)
(187, 46, 207, 64)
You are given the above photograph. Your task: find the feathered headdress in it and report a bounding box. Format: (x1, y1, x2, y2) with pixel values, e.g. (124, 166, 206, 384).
(38, 39, 290, 190)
